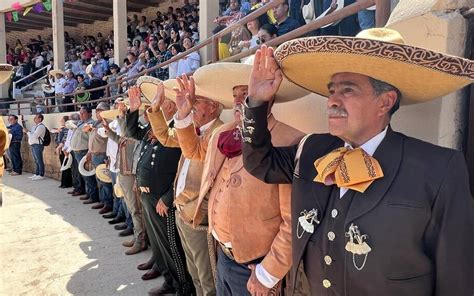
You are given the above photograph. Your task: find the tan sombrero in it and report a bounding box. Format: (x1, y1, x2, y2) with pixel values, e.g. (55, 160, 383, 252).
(100, 109, 121, 121)
(274, 28, 474, 105)
(192, 62, 309, 109)
(0, 64, 14, 85)
(137, 76, 177, 103)
(49, 69, 66, 77)
(41, 84, 55, 93)
(114, 183, 124, 198)
(78, 156, 95, 177)
(95, 164, 112, 183)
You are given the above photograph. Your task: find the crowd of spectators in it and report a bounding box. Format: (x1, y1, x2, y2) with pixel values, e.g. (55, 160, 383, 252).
(4, 0, 375, 113)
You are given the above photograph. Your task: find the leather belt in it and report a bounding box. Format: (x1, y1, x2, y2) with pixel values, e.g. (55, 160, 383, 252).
(138, 186, 150, 193)
(219, 242, 235, 261)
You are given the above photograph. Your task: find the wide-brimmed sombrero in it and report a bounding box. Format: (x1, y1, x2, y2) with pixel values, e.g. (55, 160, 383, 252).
(95, 164, 112, 183)
(49, 69, 66, 77)
(274, 28, 474, 105)
(0, 64, 14, 85)
(41, 84, 55, 94)
(78, 156, 95, 177)
(137, 76, 178, 103)
(60, 154, 73, 171)
(114, 183, 124, 198)
(65, 120, 78, 130)
(192, 62, 309, 109)
(100, 109, 121, 121)
(75, 92, 90, 103)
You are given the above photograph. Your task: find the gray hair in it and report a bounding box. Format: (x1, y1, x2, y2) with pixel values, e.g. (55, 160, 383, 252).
(368, 77, 401, 115)
(70, 113, 80, 120)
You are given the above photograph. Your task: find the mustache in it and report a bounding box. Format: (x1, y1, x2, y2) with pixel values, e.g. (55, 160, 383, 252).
(327, 107, 348, 117)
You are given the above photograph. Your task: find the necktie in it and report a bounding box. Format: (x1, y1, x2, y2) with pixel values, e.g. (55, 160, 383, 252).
(313, 147, 384, 193)
(217, 128, 242, 158)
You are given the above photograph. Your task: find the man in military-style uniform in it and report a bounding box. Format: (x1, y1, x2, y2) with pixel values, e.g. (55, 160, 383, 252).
(242, 30, 474, 296)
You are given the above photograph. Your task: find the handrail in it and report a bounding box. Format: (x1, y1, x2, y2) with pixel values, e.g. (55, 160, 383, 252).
(5, 0, 285, 105)
(3, 0, 373, 114)
(12, 65, 49, 100)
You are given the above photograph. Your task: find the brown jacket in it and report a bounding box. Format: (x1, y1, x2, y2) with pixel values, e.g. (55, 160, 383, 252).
(148, 109, 224, 224)
(176, 114, 304, 280)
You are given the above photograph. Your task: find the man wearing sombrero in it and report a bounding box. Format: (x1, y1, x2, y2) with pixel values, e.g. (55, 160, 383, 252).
(171, 63, 307, 294)
(241, 29, 474, 295)
(137, 75, 224, 296)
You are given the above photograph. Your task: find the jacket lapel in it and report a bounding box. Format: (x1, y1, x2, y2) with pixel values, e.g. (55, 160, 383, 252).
(345, 128, 404, 225)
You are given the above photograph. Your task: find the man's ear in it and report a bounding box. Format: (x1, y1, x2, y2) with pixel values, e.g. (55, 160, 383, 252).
(378, 90, 397, 116)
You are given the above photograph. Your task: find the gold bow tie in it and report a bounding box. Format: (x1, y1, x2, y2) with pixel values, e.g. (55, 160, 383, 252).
(314, 147, 384, 193)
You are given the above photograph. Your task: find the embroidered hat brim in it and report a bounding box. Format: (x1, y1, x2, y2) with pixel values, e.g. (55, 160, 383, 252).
(0, 64, 14, 85)
(137, 76, 178, 103)
(274, 28, 474, 105)
(192, 62, 309, 108)
(95, 164, 112, 183)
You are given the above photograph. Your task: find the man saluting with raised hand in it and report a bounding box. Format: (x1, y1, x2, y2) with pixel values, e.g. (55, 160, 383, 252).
(242, 28, 474, 296)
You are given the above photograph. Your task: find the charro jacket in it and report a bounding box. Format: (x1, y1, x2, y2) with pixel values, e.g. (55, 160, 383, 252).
(147, 108, 224, 224)
(241, 102, 474, 296)
(176, 114, 304, 280)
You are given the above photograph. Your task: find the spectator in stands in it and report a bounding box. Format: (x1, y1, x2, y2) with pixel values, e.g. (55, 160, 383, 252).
(258, 23, 278, 44)
(32, 51, 44, 73)
(289, 0, 306, 25)
(143, 50, 158, 77)
(166, 43, 182, 79)
(238, 7, 270, 52)
(273, 0, 302, 36)
(96, 52, 109, 73)
(62, 70, 78, 112)
(70, 54, 83, 76)
(15, 39, 23, 52)
(104, 64, 120, 97)
(152, 39, 173, 81)
(358, 4, 376, 30)
(53, 71, 66, 110)
(176, 37, 200, 77)
(54, 115, 73, 188)
(89, 57, 104, 80)
(23, 113, 46, 181)
(169, 28, 181, 46)
(122, 52, 144, 85)
(7, 115, 23, 176)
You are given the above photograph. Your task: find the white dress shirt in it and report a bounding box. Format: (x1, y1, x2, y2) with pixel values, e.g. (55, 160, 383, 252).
(27, 123, 46, 145)
(340, 126, 388, 198)
(63, 129, 74, 153)
(107, 120, 121, 174)
(175, 117, 216, 197)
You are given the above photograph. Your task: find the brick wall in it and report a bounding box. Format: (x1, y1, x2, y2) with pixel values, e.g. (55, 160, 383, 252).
(6, 0, 186, 49)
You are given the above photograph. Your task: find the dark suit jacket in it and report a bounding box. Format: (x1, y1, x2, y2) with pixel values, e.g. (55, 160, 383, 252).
(242, 102, 474, 296)
(125, 110, 181, 207)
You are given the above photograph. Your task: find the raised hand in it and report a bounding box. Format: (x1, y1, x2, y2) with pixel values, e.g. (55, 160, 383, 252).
(128, 86, 142, 112)
(151, 82, 166, 113)
(174, 74, 196, 120)
(161, 99, 177, 121)
(248, 45, 283, 105)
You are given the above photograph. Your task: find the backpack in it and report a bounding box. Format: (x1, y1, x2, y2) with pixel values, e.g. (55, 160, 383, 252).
(39, 124, 51, 146)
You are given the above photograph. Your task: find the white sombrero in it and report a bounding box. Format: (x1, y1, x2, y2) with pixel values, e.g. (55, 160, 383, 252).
(78, 156, 95, 177)
(95, 164, 112, 183)
(41, 84, 55, 93)
(191, 61, 309, 109)
(60, 154, 73, 171)
(0, 64, 14, 85)
(65, 120, 78, 130)
(49, 69, 66, 77)
(274, 28, 474, 105)
(137, 75, 179, 103)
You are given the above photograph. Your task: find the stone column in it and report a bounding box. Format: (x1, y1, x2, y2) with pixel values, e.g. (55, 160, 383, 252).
(113, 0, 127, 67)
(0, 13, 8, 99)
(52, 0, 65, 70)
(198, 0, 220, 64)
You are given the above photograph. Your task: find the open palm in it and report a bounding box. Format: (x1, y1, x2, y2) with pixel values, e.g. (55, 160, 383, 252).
(175, 74, 196, 120)
(128, 86, 142, 112)
(151, 83, 165, 113)
(248, 45, 283, 104)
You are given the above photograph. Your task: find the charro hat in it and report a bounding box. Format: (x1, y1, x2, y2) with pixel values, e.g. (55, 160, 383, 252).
(78, 156, 95, 177)
(191, 61, 309, 109)
(96, 102, 110, 111)
(60, 154, 73, 171)
(95, 164, 112, 183)
(0, 64, 14, 85)
(49, 69, 66, 77)
(137, 76, 178, 103)
(274, 28, 474, 105)
(41, 84, 55, 93)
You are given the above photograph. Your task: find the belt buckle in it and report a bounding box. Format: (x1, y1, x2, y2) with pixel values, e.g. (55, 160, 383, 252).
(220, 243, 235, 261)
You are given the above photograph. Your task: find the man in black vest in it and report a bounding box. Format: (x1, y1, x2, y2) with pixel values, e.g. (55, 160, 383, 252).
(125, 86, 194, 296)
(241, 29, 474, 295)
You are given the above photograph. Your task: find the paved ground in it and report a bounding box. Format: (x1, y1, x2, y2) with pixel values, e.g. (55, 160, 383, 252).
(0, 173, 164, 296)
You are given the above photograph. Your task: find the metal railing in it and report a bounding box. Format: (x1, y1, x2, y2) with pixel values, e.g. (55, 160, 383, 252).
(12, 65, 49, 101)
(2, 0, 376, 114)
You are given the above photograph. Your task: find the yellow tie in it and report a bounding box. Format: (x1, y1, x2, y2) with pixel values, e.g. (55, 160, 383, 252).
(314, 147, 384, 193)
